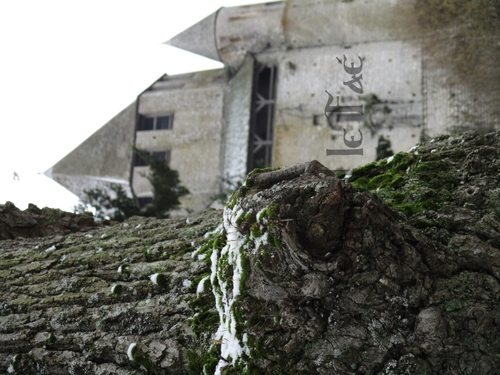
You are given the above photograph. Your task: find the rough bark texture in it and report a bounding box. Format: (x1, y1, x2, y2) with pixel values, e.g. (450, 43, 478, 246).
(0, 209, 222, 374)
(0, 202, 101, 241)
(2, 130, 500, 375)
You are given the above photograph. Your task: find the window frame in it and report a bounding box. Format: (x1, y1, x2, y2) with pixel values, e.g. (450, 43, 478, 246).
(132, 150, 171, 167)
(138, 114, 173, 131)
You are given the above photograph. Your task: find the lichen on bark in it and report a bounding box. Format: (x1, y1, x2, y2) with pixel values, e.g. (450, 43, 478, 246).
(0, 209, 222, 374)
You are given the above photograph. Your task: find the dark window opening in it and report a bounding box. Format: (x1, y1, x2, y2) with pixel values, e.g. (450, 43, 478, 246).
(137, 197, 153, 208)
(143, 117, 154, 131)
(138, 114, 173, 131)
(133, 150, 170, 167)
(133, 151, 150, 167)
(153, 151, 167, 162)
(156, 116, 171, 130)
(247, 64, 277, 173)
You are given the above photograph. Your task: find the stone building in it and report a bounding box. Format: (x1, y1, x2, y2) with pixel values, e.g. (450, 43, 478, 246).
(46, 0, 492, 213)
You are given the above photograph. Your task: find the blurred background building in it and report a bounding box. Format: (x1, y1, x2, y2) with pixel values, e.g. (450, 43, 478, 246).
(46, 0, 499, 213)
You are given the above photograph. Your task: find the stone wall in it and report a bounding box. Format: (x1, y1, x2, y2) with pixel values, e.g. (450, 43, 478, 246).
(135, 70, 228, 212)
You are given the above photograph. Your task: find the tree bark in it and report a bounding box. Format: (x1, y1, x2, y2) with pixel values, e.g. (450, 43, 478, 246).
(0, 209, 222, 374)
(2, 130, 500, 375)
(0, 202, 99, 241)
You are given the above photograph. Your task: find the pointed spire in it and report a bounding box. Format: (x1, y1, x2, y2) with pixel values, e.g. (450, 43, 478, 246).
(44, 167, 53, 179)
(165, 2, 286, 70)
(164, 10, 221, 62)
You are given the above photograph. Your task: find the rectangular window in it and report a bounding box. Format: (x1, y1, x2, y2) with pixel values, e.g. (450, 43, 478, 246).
(156, 116, 171, 130)
(132, 150, 170, 167)
(137, 197, 153, 208)
(138, 114, 173, 131)
(133, 151, 150, 167)
(247, 64, 277, 172)
(153, 151, 167, 162)
(143, 117, 155, 131)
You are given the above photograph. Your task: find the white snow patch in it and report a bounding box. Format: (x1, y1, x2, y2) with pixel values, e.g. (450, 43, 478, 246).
(150, 273, 159, 285)
(100, 234, 106, 239)
(253, 232, 268, 252)
(60, 255, 66, 262)
(186, 217, 191, 224)
(191, 224, 224, 258)
(96, 248, 103, 253)
(191, 248, 200, 258)
(406, 167, 410, 173)
(409, 145, 419, 152)
(205, 224, 223, 238)
(127, 342, 136, 361)
(344, 170, 353, 181)
(387, 155, 395, 163)
(6, 364, 14, 373)
(85, 233, 93, 238)
(182, 279, 192, 289)
(196, 276, 210, 297)
(45, 245, 56, 252)
(135, 224, 141, 229)
(117, 265, 122, 273)
(431, 149, 436, 153)
(212, 204, 270, 375)
(197, 253, 207, 261)
(256, 207, 268, 224)
(111, 285, 118, 293)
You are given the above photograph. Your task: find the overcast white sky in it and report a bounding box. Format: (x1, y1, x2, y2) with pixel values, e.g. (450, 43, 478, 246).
(0, 0, 279, 212)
